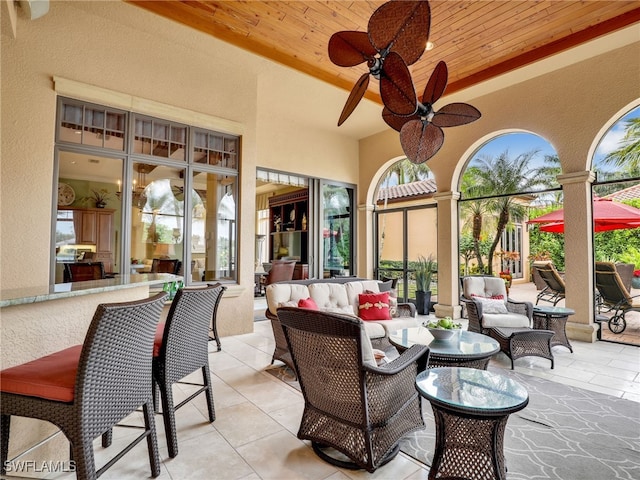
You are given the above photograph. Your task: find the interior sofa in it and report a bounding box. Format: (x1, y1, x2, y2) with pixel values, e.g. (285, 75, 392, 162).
(265, 277, 418, 370)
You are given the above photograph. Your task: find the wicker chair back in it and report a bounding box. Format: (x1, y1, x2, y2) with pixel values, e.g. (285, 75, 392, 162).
(278, 307, 428, 472)
(153, 283, 225, 458)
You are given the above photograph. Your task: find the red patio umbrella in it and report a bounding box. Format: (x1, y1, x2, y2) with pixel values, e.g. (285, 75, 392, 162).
(528, 198, 640, 233)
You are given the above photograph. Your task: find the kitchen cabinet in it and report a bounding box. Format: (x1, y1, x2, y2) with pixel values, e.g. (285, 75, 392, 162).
(58, 207, 115, 273)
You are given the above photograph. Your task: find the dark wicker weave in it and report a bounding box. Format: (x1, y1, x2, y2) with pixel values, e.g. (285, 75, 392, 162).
(416, 368, 529, 480)
(0, 292, 167, 480)
(278, 307, 430, 473)
(206, 283, 226, 351)
(461, 277, 554, 369)
(153, 284, 225, 458)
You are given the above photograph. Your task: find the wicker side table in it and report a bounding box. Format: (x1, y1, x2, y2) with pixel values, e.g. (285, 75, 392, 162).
(416, 367, 529, 480)
(533, 305, 575, 352)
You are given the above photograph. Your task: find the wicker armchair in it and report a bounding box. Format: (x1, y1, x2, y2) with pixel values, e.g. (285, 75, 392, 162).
(152, 284, 225, 458)
(461, 276, 554, 369)
(278, 307, 429, 473)
(1, 293, 167, 480)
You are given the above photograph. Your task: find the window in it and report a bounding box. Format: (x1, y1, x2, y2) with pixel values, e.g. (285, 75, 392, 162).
(54, 97, 239, 285)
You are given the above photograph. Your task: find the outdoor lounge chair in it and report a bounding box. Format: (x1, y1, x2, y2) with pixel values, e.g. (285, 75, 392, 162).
(277, 307, 429, 473)
(595, 261, 640, 334)
(461, 276, 554, 369)
(534, 261, 566, 305)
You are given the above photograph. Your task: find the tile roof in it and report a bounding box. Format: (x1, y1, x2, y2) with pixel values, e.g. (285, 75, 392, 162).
(603, 183, 640, 202)
(377, 179, 437, 202)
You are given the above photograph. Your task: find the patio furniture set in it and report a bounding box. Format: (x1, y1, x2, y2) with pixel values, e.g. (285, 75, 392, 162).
(268, 275, 571, 479)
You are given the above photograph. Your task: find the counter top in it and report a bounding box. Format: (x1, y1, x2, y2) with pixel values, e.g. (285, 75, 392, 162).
(0, 274, 182, 307)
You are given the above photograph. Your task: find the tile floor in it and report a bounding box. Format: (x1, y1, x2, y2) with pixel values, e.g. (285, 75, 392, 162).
(16, 296, 640, 480)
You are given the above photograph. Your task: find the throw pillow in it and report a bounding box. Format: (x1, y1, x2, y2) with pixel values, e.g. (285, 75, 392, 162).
(298, 297, 318, 310)
(358, 292, 391, 320)
(475, 296, 508, 314)
(471, 293, 505, 300)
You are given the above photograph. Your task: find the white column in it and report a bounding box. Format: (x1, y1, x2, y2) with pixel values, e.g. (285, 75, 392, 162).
(557, 170, 598, 342)
(433, 191, 463, 319)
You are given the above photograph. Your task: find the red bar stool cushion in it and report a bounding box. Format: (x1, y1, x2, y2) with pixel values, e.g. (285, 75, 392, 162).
(153, 322, 166, 357)
(0, 345, 82, 402)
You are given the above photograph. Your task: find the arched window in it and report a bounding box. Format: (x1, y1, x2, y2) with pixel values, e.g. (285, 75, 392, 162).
(458, 132, 560, 281)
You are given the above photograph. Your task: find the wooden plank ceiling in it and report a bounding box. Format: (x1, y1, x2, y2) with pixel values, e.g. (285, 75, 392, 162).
(128, 1, 640, 105)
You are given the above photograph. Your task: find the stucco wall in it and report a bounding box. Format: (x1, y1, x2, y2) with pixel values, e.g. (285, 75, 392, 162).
(1, 1, 363, 338)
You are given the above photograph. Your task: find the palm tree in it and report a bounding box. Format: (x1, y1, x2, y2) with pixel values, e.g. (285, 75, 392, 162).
(602, 116, 640, 176)
(468, 150, 547, 275)
(459, 166, 493, 272)
(381, 158, 432, 187)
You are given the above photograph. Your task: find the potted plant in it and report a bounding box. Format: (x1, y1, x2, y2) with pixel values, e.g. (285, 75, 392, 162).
(414, 254, 436, 315)
(88, 189, 111, 208)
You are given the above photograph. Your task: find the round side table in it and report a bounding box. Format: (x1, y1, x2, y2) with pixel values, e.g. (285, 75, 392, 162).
(416, 367, 529, 480)
(532, 305, 575, 352)
(389, 327, 499, 370)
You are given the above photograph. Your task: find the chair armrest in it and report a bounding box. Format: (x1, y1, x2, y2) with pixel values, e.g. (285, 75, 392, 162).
(395, 302, 416, 317)
(364, 344, 429, 375)
(507, 299, 533, 319)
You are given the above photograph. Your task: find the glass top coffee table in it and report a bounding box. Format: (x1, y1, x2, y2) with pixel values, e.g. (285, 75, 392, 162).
(416, 367, 529, 480)
(389, 327, 500, 370)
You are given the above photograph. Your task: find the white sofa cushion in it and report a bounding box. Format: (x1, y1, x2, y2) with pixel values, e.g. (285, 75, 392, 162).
(266, 284, 311, 316)
(308, 283, 353, 313)
(482, 312, 531, 328)
(345, 280, 381, 314)
(463, 276, 507, 299)
(267, 280, 415, 339)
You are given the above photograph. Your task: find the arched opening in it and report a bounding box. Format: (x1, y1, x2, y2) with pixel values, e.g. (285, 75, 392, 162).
(372, 158, 438, 313)
(590, 104, 640, 344)
(458, 132, 560, 294)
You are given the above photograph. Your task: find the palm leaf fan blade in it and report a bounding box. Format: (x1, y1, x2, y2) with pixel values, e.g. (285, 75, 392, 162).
(328, 31, 376, 67)
(368, 0, 431, 65)
(422, 61, 448, 104)
(380, 52, 418, 116)
(382, 106, 415, 132)
(400, 121, 444, 164)
(432, 103, 482, 127)
(338, 72, 370, 126)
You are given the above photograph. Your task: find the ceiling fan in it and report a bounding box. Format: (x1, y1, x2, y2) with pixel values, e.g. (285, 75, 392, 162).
(383, 61, 481, 164)
(329, 0, 481, 164)
(328, 0, 431, 126)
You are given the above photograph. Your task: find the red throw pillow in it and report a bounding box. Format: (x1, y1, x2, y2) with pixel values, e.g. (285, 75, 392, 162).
(358, 292, 391, 320)
(298, 297, 318, 310)
(471, 293, 505, 300)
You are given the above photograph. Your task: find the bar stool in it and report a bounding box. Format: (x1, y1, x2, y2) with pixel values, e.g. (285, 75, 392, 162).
(0, 292, 167, 480)
(152, 284, 225, 458)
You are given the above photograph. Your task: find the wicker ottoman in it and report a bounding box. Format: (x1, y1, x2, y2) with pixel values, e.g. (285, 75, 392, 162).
(488, 326, 554, 369)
